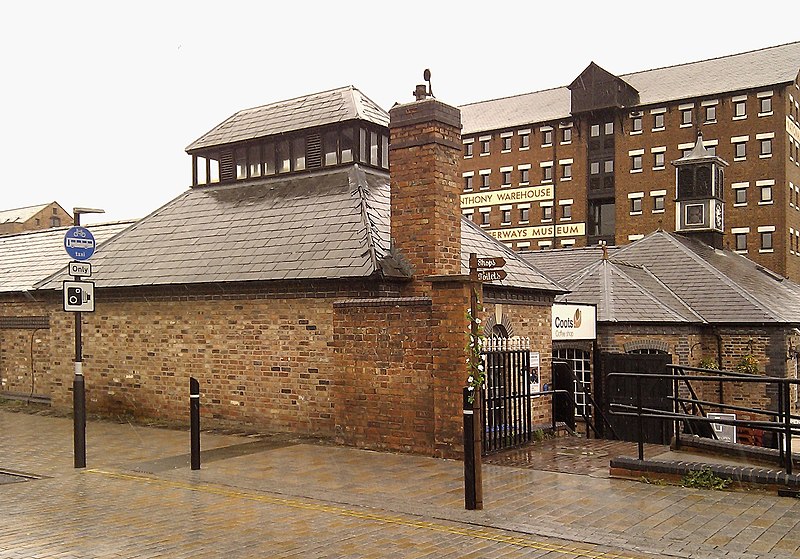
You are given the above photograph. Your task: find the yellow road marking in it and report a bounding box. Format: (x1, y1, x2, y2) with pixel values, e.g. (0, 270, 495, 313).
(87, 468, 645, 559)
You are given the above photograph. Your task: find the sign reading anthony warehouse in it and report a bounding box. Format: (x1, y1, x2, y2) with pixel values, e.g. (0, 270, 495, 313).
(460, 185, 553, 208)
(552, 303, 596, 340)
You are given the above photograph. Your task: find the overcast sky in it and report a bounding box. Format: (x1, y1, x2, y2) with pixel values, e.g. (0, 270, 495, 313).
(1, 1, 798, 225)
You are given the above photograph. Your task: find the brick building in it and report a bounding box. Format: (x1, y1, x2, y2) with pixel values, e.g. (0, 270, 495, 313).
(0, 202, 72, 235)
(4, 87, 563, 457)
(459, 41, 800, 280)
(524, 229, 800, 441)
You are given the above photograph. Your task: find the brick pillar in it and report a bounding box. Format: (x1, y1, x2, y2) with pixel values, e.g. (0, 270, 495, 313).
(389, 98, 463, 296)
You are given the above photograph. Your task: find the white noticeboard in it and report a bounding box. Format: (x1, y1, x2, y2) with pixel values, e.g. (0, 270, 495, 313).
(530, 351, 540, 395)
(707, 413, 736, 444)
(552, 303, 597, 341)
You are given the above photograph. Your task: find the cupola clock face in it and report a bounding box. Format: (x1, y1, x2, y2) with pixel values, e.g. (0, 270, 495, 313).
(715, 204, 723, 229)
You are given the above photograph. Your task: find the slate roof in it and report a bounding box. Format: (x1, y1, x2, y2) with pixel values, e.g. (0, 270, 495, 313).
(186, 86, 389, 152)
(614, 231, 800, 324)
(557, 258, 701, 323)
(461, 219, 566, 293)
(523, 230, 800, 325)
(0, 203, 58, 226)
(521, 245, 620, 283)
(461, 41, 800, 134)
(0, 222, 133, 293)
(34, 166, 562, 294)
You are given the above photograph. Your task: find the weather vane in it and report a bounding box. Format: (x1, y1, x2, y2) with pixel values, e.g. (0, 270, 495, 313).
(413, 69, 435, 101)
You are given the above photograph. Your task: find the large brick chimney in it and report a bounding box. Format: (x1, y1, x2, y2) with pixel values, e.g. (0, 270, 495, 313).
(389, 96, 463, 294)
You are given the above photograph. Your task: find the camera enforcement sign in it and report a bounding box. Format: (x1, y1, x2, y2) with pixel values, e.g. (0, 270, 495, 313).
(63, 280, 95, 312)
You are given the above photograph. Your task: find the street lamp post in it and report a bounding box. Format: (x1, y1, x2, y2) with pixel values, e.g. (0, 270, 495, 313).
(72, 207, 103, 469)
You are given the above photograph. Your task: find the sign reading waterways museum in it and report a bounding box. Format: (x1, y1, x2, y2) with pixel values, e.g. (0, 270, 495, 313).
(488, 222, 586, 241)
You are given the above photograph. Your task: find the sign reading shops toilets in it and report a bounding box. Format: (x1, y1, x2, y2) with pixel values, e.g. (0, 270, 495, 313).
(552, 303, 596, 340)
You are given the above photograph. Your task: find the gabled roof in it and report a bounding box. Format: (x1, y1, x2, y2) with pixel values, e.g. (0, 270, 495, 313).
(186, 86, 389, 152)
(0, 222, 133, 293)
(614, 231, 800, 323)
(0, 202, 64, 226)
(521, 245, 621, 283)
(461, 41, 800, 135)
(524, 230, 800, 324)
(461, 219, 566, 293)
(35, 166, 562, 294)
(558, 258, 701, 323)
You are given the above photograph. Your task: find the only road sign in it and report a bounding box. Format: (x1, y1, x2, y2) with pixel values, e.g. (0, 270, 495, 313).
(64, 227, 96, 261)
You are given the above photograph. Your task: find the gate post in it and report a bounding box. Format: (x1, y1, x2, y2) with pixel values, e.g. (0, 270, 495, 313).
(463, 387, 483, 510)
(190, 377, 200, 470)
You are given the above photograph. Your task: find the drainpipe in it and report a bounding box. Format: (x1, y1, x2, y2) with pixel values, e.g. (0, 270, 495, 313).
(715, 330, 724, 405)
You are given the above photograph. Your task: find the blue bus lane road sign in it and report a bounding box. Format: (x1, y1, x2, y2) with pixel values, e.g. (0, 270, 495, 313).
(64, 227, 96, 261)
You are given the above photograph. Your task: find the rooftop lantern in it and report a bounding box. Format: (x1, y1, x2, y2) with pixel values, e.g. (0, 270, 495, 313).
(671, 132, 729, 249)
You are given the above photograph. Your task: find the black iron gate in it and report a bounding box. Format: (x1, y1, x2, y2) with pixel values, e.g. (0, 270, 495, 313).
(601, 352, 673, 444)
(481, 337, 534, 454)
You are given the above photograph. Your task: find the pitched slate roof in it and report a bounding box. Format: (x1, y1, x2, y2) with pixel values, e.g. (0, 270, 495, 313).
(461, 219, 566, 293)
(35, 166, 562, 294)
(461, 41, 800, 134)
(521, 245, 620, 283)
(523, 230, 800, 324)
(558, 258, 701, 323)
(614, 231, 800, 324)
(186, 86, 389, 152)
(0, 203, 59, 226)
(0, 222, 133, 293)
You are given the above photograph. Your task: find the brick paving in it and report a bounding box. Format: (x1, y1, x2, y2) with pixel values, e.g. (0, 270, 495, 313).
(1, 410, 799, 558)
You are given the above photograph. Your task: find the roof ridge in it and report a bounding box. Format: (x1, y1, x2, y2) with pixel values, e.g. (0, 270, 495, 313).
(655, 233, 783, 321)
(349, 164, 380, 273)
(612, 262, 703, 323)
(620, 40, 800, 81)
(459, 84, 567, 109)
(235, 85, 357, 116)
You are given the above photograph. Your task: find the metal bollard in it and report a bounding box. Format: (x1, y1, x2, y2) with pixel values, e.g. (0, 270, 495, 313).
(190, 377, 200, 470)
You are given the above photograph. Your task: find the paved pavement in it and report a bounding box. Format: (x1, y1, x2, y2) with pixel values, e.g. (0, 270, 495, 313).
(1, 409, 799, 558)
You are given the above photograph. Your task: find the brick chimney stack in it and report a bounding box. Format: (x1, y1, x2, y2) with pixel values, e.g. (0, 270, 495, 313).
(389, 96, 463, 294)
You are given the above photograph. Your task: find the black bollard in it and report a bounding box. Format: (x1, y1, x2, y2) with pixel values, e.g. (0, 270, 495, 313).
(190, 377, 200, 470)
(73, 372, 86, 468)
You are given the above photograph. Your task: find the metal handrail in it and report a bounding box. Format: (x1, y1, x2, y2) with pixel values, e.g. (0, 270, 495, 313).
(607, 366, 800, 474)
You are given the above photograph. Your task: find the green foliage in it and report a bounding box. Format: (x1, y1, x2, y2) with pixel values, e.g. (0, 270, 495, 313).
(735, 354, 760, 375)
(698, 357, 719, 370)
(465, 298, 485, 404)
(639, 476, 668, 486)
(681, 466, 731, 490)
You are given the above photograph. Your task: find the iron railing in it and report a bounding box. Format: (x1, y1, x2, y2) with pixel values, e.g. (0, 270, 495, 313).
(607, 364, 800, 474)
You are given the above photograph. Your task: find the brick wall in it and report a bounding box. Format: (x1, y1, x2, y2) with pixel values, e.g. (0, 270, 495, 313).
(389, 98, 463, 294)
(332, 297, 436, 454)
(0, 298, 52, 397)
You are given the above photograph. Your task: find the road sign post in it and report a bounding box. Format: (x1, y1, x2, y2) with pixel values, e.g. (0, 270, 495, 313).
(65, 209, 103, 469)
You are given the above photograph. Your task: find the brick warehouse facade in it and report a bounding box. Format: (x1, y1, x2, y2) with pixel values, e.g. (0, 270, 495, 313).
(459, 42, 800, 281)
(2, 88, 561, 458)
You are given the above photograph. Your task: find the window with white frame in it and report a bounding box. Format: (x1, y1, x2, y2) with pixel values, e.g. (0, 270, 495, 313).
(541, 161, 553, 183)
(501, 136, 512, 152)
(703, 100, 718, 123)
(733, 96, 747, 119)
(463, 173, 474, 191)
(560, 199, 573, 220)
(480, 136, 491, 155)
(733, 183, 748, 205)
(653, 112, 665, 130)
(759, 226, 775, 252)
(519, 204, 530, 223)
(542, 127, 553, 146)
(519, 129, 530, 149)
(464, 140, 474, 158)
(732, 136, 748, 160)
(680, 107, 693, 127)
(734, 230, 748, 252)
(758, 133, 774, 157)
(651, 190, 666, 212)
(479, 208, 491, 226)
(542, 205, 553, 221)
(561, 126, 572, 144)
(479, 169, 491, 189)
(631, 113, 642, 133)
(759, 181, 774, 204)
(652, 146, 666, 169)
(629, 193, 643, 214)
(560, 159, 573, 180)
(500, 167, 512, 186)
(500, 205, 512, 224)
(630, 149, 644, 172)
(519, 164, 530, 184)
(758, 91, 773, 116)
